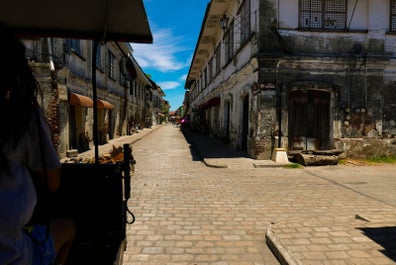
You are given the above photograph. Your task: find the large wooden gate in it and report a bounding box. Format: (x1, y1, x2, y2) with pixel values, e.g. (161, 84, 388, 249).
(288, 90, 331, 151)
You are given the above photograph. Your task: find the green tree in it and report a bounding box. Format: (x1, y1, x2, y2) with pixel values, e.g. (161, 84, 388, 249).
(161, 102, 170, 123)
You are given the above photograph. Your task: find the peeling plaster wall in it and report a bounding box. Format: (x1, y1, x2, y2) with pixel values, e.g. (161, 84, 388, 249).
(383, 59, 396, 137)
(24, 38, 151, 158)
(187, 0, 395, 159)
(30, 62, 63, 154)
(257, 54, 395, 158)
(216, 60, 257, 151)
(250, 0, 396, 159)
(254, 90, 278, 159)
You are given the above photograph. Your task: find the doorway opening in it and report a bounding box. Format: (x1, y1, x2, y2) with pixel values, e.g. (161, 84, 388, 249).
(288, 89, 331, 151)
(241, 94, 249, 150)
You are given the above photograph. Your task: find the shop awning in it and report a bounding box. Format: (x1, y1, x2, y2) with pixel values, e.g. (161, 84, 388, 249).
(97, 99, 113, 109)
(207, 96, 221, 107)
(197, 96, 221, 111)
(69, 93, 93, 108)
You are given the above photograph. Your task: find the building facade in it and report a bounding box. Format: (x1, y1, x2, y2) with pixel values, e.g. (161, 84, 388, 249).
(22, 37, 163, 158)
(185, 0, 396, 159)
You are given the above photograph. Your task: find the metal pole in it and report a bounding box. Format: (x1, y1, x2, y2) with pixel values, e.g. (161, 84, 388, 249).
(276, 61, 282, 148)
(92, 40, 99, 164)
(277, 85, 282, 148)
(123, 144, 131, 200)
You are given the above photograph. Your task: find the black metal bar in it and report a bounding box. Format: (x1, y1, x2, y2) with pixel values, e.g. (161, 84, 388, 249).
(277, 86, 282, 148)
(92, 40, 99, 164)
(123, 144, 131, 200)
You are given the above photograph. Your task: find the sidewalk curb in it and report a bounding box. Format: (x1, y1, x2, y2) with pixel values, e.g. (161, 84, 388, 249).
(253, 161, 293, 168)
(202, 161, 228, 168)
(130, 126, 159, 144)
(61, 125, 161, 162)
(266, 224, 302, 265)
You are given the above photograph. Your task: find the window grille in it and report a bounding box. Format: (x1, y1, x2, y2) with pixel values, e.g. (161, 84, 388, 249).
(224, 21, 234, 63)
(130, 80, 135, 95)
(299, 0, 347, 31)
(204, 67, 207, 88)
(96, 45, 102, 69)
(107, 51, 115, 79)
(240, 0, 251, 43)
(208, 57, 213, 82)
(391, 0, 396, 32)
(120, 71, 127, 88)
(65, 39, 81, 55)
(215, 44, 221, 75)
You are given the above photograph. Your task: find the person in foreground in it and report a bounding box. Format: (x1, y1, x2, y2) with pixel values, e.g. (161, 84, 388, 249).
(0, 25, 75, 265)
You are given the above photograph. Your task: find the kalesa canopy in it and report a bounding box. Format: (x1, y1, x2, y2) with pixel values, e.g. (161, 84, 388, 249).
(0, 0, 153, 43)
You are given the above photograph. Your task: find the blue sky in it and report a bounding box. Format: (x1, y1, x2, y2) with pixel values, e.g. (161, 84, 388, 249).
(131, 0, 210, 111)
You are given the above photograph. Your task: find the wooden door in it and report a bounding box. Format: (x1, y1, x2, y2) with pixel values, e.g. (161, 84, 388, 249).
(288, 90, 331, 150)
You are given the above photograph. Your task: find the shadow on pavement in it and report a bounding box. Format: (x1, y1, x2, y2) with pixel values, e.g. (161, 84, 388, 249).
(181, 127, 249, 160)
(359, 226, 396, 263)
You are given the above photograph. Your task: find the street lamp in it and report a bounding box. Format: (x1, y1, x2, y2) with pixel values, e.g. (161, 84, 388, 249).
(220, 14, 229, 31)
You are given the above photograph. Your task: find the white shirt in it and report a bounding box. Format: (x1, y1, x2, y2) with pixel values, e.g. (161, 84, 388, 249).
(0, 108, 61, 265)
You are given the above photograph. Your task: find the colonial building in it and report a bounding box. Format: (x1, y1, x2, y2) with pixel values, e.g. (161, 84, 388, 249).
(152, 86, 166, 125)
(185, 0, 396, 159)
(22, 37, 163, 158)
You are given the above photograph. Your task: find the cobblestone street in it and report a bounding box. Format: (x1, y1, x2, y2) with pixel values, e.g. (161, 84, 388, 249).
(119, 125, 396, 265)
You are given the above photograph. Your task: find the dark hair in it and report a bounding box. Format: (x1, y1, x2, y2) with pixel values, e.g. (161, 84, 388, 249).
(0, 25, 38, 173)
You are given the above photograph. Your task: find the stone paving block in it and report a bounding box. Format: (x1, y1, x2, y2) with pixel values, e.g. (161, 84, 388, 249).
(80, 126, 396, 265)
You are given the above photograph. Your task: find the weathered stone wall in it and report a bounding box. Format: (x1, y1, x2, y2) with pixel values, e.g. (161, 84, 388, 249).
(253, 0, 396, 159)
(383, 62, 396, 137)
(255, 52, 395, 158)
(253, 90, 278, 159)
(30, 62, 62, 154)
(335, 138, 396, 159)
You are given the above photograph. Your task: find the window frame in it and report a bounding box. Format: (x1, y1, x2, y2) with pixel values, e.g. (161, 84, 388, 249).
(203, 67, 207, 89)
(208, 57, 213, 83)
(95, 44, 102, 70)
(299, 0, 347, 31)
(223, 20, 234, 63)
(239, 0, 251, 43)
(215, 44, 221, 75)
(65, 39, 81, 56)
(391, 0, 396, 32)
(107, 50, 116, 80)
(120, 70, 127, 88)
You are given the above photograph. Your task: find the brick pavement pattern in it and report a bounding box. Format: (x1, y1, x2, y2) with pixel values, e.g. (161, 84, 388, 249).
(77, 125, 396, 265)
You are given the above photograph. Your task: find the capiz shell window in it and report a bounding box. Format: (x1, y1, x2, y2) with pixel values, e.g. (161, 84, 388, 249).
(391, 0, 396, 32)
(299, 0, 347, 31)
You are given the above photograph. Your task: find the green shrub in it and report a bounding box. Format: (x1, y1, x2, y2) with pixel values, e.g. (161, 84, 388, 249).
(283, 163, 303, 169)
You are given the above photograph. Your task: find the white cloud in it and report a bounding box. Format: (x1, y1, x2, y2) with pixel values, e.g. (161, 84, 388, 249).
(179, 74, 187, 82)
(158, 81, 180, 90)
(132, 28, 191, 72)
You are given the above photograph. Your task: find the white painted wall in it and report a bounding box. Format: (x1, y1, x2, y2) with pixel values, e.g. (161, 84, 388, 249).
(278, 0, 392, 31)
